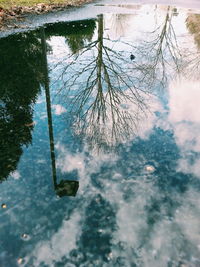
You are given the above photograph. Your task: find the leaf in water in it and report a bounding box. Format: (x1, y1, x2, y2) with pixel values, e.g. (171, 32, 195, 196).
(25, 122, 35, 127)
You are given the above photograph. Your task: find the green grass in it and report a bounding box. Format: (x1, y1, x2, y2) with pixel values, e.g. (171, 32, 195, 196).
(0, 0, 83, 9)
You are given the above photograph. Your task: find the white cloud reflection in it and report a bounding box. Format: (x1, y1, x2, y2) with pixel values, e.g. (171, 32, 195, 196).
(24, 138, 200, 266)
(27, 212, 82, 267)
(52, 104, 67, 115)
(55, 142, 85, 179)
(168, 77, 200, 178)
(10, 170, 21, 180)
(169, 77, 200, 124)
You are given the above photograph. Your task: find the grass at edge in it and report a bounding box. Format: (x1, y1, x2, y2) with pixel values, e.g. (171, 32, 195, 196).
(0, 0, 82, 9)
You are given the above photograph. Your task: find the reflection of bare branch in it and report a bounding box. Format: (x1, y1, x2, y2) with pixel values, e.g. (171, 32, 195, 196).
(108, 14, 133, 39)
(136, 7, 182, 86)
(53, 15, 152, 150)
(53, 10, 185, 150)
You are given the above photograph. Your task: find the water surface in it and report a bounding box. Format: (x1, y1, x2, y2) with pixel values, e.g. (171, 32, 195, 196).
(1, 4, 200, 267)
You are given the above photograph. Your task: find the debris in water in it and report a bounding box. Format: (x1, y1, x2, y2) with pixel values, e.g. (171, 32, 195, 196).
(25, 121, 35, 127)
(130, 54, 135, 60)
(1, 203, 7, 209)
(21, 233, 30, 240)
(145, 165, 155, 172)
(17, 258, 24, 264)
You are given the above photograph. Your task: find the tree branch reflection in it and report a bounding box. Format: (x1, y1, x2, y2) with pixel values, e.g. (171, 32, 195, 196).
(135, 6, 182, 86)
(55, 10, 183, 150)
(56, 15, 150, 150)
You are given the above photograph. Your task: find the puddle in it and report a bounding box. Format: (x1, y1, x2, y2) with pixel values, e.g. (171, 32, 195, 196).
(1, 4, 200, 266)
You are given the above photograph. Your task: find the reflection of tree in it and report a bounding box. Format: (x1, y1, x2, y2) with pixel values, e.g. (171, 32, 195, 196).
(55, 10, 183, 150)
(59, 194, 116, 266)
(137, 6, 182, 86)
(45, 19, 96, 54)
(66, 20, 96, 54)
(108, 14, 133, 39)
(187, 14, 200, 49)
(56, 15, 151, 149)
(185, 14, 200, 77)
(75, 194, 116, 264)
(0, 31, 44, 182)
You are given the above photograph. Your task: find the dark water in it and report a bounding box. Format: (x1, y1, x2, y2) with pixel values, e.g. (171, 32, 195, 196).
(1, 5, 200, 267)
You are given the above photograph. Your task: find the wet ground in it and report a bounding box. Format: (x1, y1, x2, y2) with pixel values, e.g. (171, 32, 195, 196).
(1, 0, 200, 37)
(1, 2, 200, 267)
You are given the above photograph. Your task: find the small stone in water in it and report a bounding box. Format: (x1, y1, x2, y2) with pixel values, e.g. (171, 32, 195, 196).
(1, 203, 7, 209)
(17, 258, 24, 264)
(21, 233, 29, 240)
(106, 252, 113, 260)
(152, 249, 157, 256)
(145, 165, 155, 172)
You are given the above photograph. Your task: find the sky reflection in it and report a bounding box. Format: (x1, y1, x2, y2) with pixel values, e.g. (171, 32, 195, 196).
(1, 3, 200, 267)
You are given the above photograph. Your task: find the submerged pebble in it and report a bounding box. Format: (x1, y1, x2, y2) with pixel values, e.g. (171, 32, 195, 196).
(21, 233, 30, 240)
(145, 165, 155, 172)
(17, 258, 24, 264)
(1, 203, 7, 209)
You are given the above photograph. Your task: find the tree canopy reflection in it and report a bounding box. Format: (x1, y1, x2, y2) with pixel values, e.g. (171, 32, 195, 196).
(45, 19, 96, 54)
(0, 31, 44, 182)
(186, 14, 200, 77)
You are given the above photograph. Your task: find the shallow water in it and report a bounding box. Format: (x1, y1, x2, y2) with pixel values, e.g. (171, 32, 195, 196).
(1, 4, 200, 267)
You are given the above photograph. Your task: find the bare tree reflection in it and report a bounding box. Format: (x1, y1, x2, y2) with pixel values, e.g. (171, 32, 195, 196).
(56, 15, 151, 150)
(107, 14, 133, 39)
(54, 9, 184, 150)
(136, 6, 182, 86)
